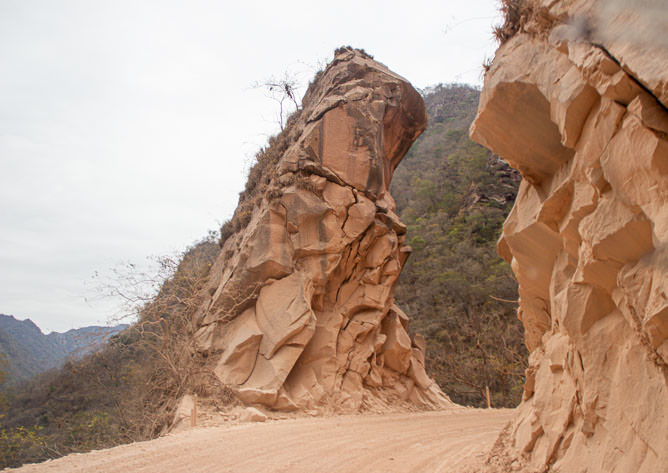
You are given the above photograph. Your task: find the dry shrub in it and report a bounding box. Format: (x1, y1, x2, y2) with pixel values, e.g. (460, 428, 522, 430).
(493, 0, 558, 44)
(118, 238, 226, 435)
(91, 237, 230, 435)
(265, 186, 283, 201)
(334, 45, 374, 60)
(218, 108, 302, 247)
(493, 0, 527, 43)
(294, 172, 319, 193)
(219, 219, 235, 246)
(0, 237, 227, 468)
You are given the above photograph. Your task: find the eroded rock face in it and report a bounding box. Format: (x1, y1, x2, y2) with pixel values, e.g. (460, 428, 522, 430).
(193, 48, 452, 413)
(471, 1, 668, 472)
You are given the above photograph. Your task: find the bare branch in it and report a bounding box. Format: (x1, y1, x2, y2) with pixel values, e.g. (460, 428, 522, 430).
(489, 294, 519, 304)
(252, 71, 303, 131)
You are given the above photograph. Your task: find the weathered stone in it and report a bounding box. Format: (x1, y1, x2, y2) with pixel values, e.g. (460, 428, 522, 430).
(237, 406, 267, 423)
(567, 42, 642, 106)
(169, 394, 197, 432)
(281, 188, 344, 256)
(343, 197, 376, 240)
(213, 307, 262, 386)
(408, 354, 432, 390)
(323, 181, 355, 223)
(471, 4, 668, 471)
(627, 93, 668, 135)
(592, 3, 668, 107)
(549, 65, 599, 148)
(381, 310, 412, 374)
(470, 36, 574, 183)
(600, 114, 668, 237)
(246, 205, 293, 280)
(255, 273, 315, 359)
(578, 194, 654, 265)
(236, 344, 306, 406)
(189, 48, 452, 414)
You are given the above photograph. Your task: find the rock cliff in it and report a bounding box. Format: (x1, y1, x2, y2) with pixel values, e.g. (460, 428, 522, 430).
(192, 48, 452, 413)
(471, 1, 668, 471)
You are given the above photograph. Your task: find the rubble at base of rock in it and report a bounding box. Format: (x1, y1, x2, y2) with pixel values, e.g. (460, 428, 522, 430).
(471, 1, 668, 472)
(187, 48, 453, 416)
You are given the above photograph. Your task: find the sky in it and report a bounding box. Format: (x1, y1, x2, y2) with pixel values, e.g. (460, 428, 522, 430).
(0, 0, 503, 333)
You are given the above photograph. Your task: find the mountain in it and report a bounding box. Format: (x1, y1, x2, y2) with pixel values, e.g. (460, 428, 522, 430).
(0, 314, 128, 387)
(391, 84, 526, 408)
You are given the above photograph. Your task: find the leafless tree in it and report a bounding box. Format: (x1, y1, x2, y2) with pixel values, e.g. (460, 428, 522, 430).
(253, 71, 302, 131)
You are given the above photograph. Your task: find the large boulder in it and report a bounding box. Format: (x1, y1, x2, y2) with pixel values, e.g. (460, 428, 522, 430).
(192, 48, 453, 413)
(471, 1, 668, 472)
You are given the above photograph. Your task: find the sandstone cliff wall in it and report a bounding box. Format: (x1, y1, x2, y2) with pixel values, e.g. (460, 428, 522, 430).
(471, 1, 667, 471)
(191, 48, 452, 413)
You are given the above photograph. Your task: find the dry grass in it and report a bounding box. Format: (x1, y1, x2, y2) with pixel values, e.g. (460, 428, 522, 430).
(124, 239, 236, 434)
(493, 0, 528, 44)
(218, 109, 302, 246)
(492, 0, 559, 44)
(0, 238, 233, 468)
(334, 45, 374, 60)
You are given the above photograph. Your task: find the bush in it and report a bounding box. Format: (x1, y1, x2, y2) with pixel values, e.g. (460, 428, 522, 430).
(391, 84, 526, 407)
(0, 426, 49, 469)
(0, 237, 225, 468)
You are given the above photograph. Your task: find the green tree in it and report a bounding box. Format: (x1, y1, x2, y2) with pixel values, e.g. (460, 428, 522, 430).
(391, 84, 527, 407)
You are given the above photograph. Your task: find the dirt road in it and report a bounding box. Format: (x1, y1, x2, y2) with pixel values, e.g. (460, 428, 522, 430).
(13, 409, 513, 473)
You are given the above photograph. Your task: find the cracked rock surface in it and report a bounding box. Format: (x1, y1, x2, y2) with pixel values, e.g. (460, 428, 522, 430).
(192, 48, 452, 413)
(471, 1, 668, 472)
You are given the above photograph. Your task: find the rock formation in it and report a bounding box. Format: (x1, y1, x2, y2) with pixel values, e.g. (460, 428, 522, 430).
(471, 1, 668, 471)
(192, 48, 452, 413)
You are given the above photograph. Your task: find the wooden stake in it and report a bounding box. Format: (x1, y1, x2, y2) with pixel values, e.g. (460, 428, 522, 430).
(485, 385, 492, 409)
(191, 393, 198, 427)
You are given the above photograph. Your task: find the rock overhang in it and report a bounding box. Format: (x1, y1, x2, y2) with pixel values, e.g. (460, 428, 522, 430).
(470, 2, 668, 472)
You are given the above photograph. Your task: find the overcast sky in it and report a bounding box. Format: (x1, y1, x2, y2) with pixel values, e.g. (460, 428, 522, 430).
(0, 0, 502, 333)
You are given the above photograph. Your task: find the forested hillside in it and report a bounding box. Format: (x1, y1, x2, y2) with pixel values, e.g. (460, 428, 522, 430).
(392, 84, 526, 407)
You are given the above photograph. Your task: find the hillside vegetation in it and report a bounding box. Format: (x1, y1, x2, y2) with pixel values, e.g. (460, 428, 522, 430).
(392, 84, 526, 407)
(0, 314, 127, 387)
(0, 239, 224, 468)
(0, 84, 525, 469)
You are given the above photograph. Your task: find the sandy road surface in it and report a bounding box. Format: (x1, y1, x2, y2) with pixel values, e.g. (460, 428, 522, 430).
(13, 409, 513, 473)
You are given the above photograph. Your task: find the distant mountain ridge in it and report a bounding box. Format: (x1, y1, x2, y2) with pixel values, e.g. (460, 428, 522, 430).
(0, 313, 128, 387)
